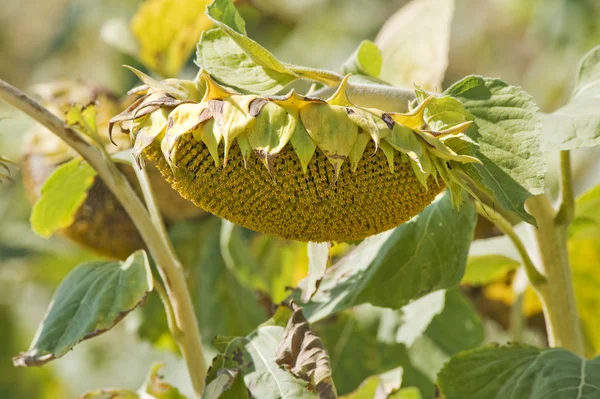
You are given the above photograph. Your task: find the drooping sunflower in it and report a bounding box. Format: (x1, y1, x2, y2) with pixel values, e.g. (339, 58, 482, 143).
(111, 69, 481, 242)
(23, 81, 205, 259)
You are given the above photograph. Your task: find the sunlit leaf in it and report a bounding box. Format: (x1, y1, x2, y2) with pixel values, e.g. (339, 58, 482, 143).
(542, 45, 600, 151)
(131, 0, 214, 77)
(202, 368, 241, 399)
(568, 183, 600, 356)
(461, 255, 520, 286)
(297, 191, 476, 321)
(445, 76, 545, 225)
(30, 158, 97, 238)
(375, 0, 454, 91)
(197, 0, 342, 94)
(437, 345, 600, 399)
(14, 251, 152, 367)
(302, 242, 329, 302)
(341, 40, 383, 79)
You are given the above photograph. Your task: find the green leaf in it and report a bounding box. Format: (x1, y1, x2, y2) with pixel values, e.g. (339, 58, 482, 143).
(131, 0, 214, 77)
(341, 40, 383, 78)
(445, 76, 546, 224)
(393, 291, 446, 347)
(298, 191, 476, 321)
(220, 220, 309, 303)
(13, 250, 152, 367)
(375, 0, 454, 91)
(377, 289, 484, 384)
(207, 324, 318, 399)
(301, 242, 330, 302)
(30, 158, 97, 238)
(135, 289, 179, 353)
(314, 310, 415, 396)
(390, 387, 423, 399)
(423, 289, 484, 355)
(169, 219, 267, 344)
(542, 45, 600, 151)
(196, 28, 297, 95)
(202, 369, 242, 399)
(197, 0, 342, 94)
(340, 369, 414, 399)
(461, 255, 520, 286)
(437, 345, 600, 399)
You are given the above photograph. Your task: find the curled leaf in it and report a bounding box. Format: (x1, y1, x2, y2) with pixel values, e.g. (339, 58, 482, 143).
(275, 301, 337, 399)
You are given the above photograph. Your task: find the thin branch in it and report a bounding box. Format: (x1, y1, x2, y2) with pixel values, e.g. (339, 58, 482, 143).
(475, 201, 547, 288)
(0, 79, 207, 397)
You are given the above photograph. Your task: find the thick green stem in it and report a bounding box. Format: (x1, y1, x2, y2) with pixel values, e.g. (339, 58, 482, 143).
(526, 193, 583, 355)
(0, 79, 207, 397)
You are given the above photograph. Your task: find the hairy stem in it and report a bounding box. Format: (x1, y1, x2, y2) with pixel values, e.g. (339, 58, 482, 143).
(312, 83, 416, 112)
(526, 193, 583, 355)
(0, 79, 207, 396)
(475, 202, 547, 287)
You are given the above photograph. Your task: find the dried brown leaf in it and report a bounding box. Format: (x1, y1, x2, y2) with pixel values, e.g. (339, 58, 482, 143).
(275, 301, 337, 399)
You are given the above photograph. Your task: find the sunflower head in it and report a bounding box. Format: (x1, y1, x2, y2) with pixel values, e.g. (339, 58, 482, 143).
(111, 70, 481, 242)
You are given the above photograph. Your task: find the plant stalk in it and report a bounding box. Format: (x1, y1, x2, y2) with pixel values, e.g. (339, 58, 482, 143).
(526, 192, 583, 355)
(0, 79, 207, 397)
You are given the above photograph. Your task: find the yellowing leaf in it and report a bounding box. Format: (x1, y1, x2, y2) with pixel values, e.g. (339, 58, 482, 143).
(462, 255, 520, 286)
(30, 159, 97, 238)
(131, 0, 215, 77)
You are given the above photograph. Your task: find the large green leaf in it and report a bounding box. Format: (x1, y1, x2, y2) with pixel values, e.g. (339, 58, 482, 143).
(379, 289, 484, 384)
(220, 220, 309, 303)
(298, 192, 476, 321)
(375, 0, 454, 91)
(542, 46, 600, 151)
(169, 219, 266, 345)
(437, 345, 600, 399)
(13, 250, 152, 367)
(196, 28, 297, 95)
(30, 158, 97, 238)
(314, 310, 416, 396)
(445, 76, 545, 224)
(197, 0, 341, 94)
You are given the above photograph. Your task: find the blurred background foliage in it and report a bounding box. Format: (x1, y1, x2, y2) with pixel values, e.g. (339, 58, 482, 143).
(1, 0, 600, 397)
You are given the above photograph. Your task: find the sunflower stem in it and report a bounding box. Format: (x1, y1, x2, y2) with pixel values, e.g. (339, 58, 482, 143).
(475, 201, 546, 288)
(526, 194, 583, 354)
(0, 79, 207, 397)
